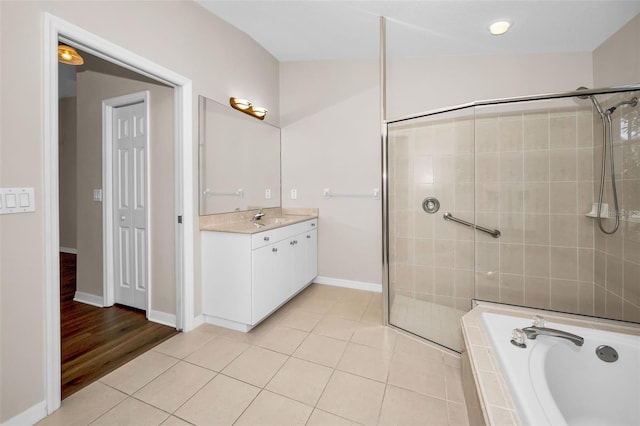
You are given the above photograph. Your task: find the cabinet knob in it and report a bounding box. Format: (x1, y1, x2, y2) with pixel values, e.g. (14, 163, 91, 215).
(272, 247, 278, 252)
(306, 234, 311, 239)
(264, 236, 270, 241)
(290, 240, 295, 245)
(311, 223, 316, 227)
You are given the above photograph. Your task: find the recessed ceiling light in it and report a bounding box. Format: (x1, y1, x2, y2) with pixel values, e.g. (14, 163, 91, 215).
(489, 20, 512, 36)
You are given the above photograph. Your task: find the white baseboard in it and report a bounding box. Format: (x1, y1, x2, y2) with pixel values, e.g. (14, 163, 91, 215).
(59, 247, 77, 254)
(148, 310, 176, 328)
(202, 314, 253, 332)
(192, 314, 205, 329)
(73, 291, 104, 307)
(314, 276, 382, 293)
(1, 400, 47, 426)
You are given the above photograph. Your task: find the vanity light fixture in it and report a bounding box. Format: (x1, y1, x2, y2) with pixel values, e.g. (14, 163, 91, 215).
(58, 44, 84, 65)
(229, 97, 268, 120)
(489, 20, 512, 36)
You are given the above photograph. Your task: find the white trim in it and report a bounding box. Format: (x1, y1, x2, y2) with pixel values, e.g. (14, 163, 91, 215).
(73, 292, 105, 308)
(193, 314, 206, 329)
(314, 276, 382, 293)
(43, 13, 193, 416)
(102, 91, 150, 309)
(59, 247, 77, 254)
(0, 400, 47, 426)
(203, 314, 253, 332)
(148, 310, 177, 328)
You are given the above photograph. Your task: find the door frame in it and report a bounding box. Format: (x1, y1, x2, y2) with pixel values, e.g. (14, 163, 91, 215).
(102, 91, 151, 310)
(43, 13, 194, 414)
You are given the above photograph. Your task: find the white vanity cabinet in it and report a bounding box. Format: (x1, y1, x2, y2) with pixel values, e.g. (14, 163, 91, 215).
(201, 218, 318, 331)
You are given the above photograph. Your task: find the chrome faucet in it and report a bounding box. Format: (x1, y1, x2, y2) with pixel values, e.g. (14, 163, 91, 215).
(522, 326, 584, 346)
(251, 209, 265, 222)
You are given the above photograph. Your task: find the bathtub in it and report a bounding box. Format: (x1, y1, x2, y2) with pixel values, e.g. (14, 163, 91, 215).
(481, 312, 640, 426)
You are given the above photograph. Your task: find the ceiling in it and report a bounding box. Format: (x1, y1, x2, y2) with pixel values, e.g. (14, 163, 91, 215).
(195, 1, 640, 62)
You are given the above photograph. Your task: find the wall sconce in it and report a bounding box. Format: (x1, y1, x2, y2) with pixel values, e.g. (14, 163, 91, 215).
(58, 44, 84, 65)
(229, 97, 268, 120)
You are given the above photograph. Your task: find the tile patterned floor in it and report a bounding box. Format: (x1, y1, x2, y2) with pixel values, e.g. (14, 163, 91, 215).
(38, 284, 470, 426)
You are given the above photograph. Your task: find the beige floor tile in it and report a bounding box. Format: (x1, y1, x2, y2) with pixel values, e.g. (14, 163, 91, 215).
(234, 390, 313, 426)
(289, 293, 336, 314)
(251, 325, 308, 355)
(293, 334, 348, 368)
(100, 350, 178, 395)
(303, 283, 352, 301)
(378, 385, 449, 426)
(91, 397, 170, 426)
(37, 382, 126, 426)
(153, 326, 218, 359)
(184, 335, 249, 372)
(351, 325, 397, 351)
(160, 416, 192, 426)
(447, 401, 470, 426)
(336, 343, 392, 383)
(279, 308, 324, 331)
(445, 365, 466, 404)
(266, 357, 333, 405)
(361, 296, 383, 324)
(316, 371, 385, 425)
(394, 333, 445, 363)
(174, 374, 260, 425)
(133, 361, 215, 413)
(222, 346, 288, 387)
(306, 409, 361, 426)
(312, 315, 359, 341)
(328, 299, 370, 321)
(387, 352, 447, 399)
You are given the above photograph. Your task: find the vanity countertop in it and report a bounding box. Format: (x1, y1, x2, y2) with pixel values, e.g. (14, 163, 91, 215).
(199, 207, 318, 234)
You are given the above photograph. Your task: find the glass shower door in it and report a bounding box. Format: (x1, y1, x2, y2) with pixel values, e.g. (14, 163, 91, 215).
(386, 107, 475, 352)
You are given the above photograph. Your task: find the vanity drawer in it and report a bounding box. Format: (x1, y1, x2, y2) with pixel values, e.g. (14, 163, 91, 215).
(252, 229, 279, 249)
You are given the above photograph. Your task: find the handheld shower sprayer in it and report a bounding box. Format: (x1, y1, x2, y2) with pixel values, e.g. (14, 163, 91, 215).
(576, 87, 639, 235)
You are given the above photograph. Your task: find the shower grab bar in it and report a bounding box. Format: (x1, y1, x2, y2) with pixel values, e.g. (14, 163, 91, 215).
(203, 188, 244, 197)
(443, 212, 501, 238)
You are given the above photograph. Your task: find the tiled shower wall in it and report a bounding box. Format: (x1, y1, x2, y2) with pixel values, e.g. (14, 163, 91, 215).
(474, 104, 597, 315)
(388, 96, 640, 326)
(593, 92, 640, 322)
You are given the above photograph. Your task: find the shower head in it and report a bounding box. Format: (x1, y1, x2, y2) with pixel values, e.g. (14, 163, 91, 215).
(605, 97, 638, 115)
(576, 87, 605, 117)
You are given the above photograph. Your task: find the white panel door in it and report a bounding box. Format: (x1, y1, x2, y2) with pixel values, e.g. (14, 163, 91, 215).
(113, 101, 147, 310)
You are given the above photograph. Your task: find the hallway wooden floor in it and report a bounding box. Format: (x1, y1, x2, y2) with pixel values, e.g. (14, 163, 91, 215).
(60, 253, 178, 399)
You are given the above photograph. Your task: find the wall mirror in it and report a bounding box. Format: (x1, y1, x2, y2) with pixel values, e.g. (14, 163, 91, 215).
(198, 95, 281, 215)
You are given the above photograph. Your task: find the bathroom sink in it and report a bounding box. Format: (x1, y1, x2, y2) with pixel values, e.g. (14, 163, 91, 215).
(257, 216, 298, 226)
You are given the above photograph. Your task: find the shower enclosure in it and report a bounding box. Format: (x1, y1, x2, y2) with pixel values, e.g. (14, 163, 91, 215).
(383, 86, 640, 352)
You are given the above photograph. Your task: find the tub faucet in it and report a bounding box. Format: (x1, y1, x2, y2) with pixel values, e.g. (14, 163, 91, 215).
(251, 209, 265, 222)
(522, 326, 584, 346)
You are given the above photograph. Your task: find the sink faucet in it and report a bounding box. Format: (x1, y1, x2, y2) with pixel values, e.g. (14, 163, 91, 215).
(522, 326, 584, 346)
(251, 209, 265, 222)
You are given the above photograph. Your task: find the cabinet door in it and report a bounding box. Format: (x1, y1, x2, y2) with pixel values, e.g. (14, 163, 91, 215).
(252, 240, 291, 324)
(292, 229, 318, 293)
(305, 229, 318, 284)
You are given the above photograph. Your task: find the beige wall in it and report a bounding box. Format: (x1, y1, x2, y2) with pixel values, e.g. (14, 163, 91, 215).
(0, 0, 279, 421)
(280, 60, 382, 285)
(387, 53, 594, 119)
(75, 67, 176, 314)
(59, 97, 78, 250)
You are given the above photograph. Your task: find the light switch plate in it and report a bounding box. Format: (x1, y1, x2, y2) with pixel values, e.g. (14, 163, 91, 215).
(291, 189, 297, 200)
(0, 187, 35, 214)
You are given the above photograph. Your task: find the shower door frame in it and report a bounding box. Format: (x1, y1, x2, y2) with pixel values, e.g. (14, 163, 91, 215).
(381, 84, 640, 349)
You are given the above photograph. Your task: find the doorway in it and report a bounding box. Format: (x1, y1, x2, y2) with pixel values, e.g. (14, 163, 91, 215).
(57, 49, 175, 398)
(45, 13, 194, 414)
